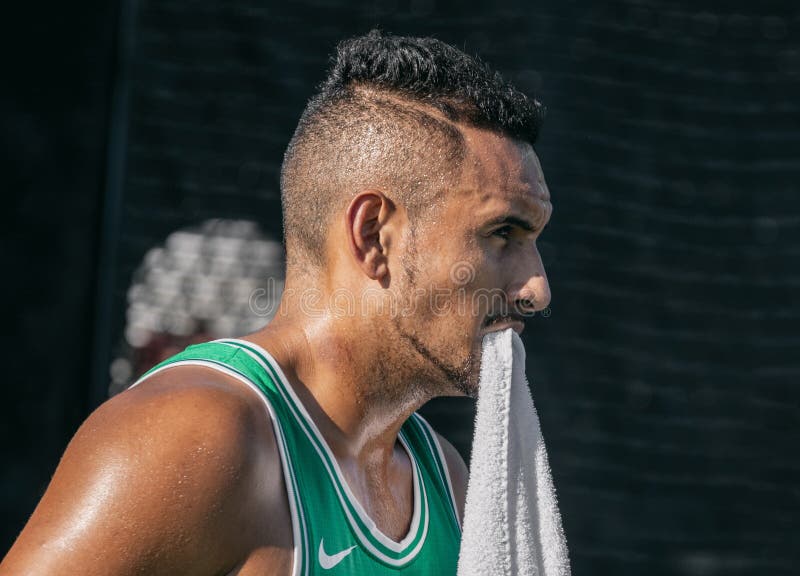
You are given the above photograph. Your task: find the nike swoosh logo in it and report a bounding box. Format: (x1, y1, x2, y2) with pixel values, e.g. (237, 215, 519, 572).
(318, 538, 357, 570)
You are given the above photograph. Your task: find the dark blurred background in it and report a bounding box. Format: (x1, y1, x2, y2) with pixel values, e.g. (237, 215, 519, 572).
(2, 1, 799, 574)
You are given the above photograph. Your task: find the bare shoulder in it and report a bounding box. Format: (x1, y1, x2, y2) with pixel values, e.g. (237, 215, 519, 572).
(1, 365, 283, 576)
(432, 429, 469, 528)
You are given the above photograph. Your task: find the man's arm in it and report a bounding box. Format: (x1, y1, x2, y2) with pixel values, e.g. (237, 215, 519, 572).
(0, 366, 281, 576)
(434, 432, 469, 529)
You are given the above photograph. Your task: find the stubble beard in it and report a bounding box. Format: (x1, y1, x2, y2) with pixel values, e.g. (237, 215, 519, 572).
(390, 243, 482, 399)
(392, 319, 480, 398)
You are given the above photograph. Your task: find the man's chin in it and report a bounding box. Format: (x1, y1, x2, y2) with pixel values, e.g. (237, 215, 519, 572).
(461, 381, 479, 399)
(450, 361, 481, 399)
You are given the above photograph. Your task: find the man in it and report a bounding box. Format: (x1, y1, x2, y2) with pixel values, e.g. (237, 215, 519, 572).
(1, 29, 551, 575)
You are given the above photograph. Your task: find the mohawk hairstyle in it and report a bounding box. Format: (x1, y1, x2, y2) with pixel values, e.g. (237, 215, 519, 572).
(280, 29, 545, 272)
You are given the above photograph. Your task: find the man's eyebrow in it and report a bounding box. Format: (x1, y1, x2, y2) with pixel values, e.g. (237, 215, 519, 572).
(483, 214, 540, 232)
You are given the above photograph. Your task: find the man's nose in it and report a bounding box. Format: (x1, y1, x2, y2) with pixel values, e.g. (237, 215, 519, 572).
(508, 247, 551, 314)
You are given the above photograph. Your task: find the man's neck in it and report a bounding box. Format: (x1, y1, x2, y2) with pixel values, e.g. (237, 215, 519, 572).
(244, 314, 432, 468)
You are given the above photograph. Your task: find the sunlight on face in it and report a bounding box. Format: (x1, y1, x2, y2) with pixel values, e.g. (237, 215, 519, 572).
(390, 127, 552, 398)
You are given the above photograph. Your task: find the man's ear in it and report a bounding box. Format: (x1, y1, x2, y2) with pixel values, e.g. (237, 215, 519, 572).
(345, 190, 396, 282)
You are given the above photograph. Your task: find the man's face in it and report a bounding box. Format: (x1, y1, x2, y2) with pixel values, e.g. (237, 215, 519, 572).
(391, 127, 552, 398)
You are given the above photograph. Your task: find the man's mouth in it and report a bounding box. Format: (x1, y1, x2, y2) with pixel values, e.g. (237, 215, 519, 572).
(482, 313, 526, 335)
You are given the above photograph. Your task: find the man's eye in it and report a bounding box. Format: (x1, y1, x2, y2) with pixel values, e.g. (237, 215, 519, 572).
(493, 226, 514, 239)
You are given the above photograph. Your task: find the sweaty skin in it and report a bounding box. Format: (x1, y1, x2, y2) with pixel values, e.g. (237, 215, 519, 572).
(0, 126, 551, 575)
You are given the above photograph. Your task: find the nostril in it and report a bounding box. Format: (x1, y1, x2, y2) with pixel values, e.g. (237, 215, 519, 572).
(517, 297, 536, 312)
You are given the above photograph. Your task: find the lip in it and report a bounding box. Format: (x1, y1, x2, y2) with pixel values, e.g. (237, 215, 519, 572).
(480, 319, 525, 335)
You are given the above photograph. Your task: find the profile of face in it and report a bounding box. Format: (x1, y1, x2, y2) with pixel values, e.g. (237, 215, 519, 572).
(390, 126, 552, 398)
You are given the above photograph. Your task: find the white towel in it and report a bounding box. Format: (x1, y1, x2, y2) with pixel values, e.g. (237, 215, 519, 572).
(457, 328, 571, 576)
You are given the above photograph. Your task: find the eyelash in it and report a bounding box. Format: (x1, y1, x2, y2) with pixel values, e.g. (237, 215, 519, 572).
(491, 225, 542, 242)
(493, 226, 514, 239)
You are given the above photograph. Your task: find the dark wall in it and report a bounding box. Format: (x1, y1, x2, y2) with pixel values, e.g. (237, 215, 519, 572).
(2, 1, 799, 574)
(0, 1, 118, 551)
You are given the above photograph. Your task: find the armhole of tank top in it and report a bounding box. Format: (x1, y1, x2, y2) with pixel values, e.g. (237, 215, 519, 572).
(128, 359, 310, 576)
(410, 413, 463, 532)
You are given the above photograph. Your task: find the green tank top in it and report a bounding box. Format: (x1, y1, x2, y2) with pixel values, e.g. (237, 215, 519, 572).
(133, 338, 462, 575)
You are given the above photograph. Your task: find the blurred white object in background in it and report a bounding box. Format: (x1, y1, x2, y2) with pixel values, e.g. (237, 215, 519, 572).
(109, 218, 285, 396)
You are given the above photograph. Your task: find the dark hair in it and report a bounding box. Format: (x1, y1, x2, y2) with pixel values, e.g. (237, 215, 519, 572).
(280, 29, 545, 272)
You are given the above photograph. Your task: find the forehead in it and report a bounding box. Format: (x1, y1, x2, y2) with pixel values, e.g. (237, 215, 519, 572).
(447, 127, 551, 226)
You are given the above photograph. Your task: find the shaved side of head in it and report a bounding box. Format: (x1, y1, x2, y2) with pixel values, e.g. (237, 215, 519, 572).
(280, 29, 545, 277)
(281, 87, 465, 273)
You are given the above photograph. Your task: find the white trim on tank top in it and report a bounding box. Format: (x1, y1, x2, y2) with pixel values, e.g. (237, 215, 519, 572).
(411, 412, 463, 530)
(130, 360, 308, 576)
(216, 338, 429, 559)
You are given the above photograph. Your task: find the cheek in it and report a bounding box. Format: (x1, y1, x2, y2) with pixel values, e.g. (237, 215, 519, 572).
(479, 251, 510, 288)
(410, 246, 493, 320)
(465, 264, 507, 319)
